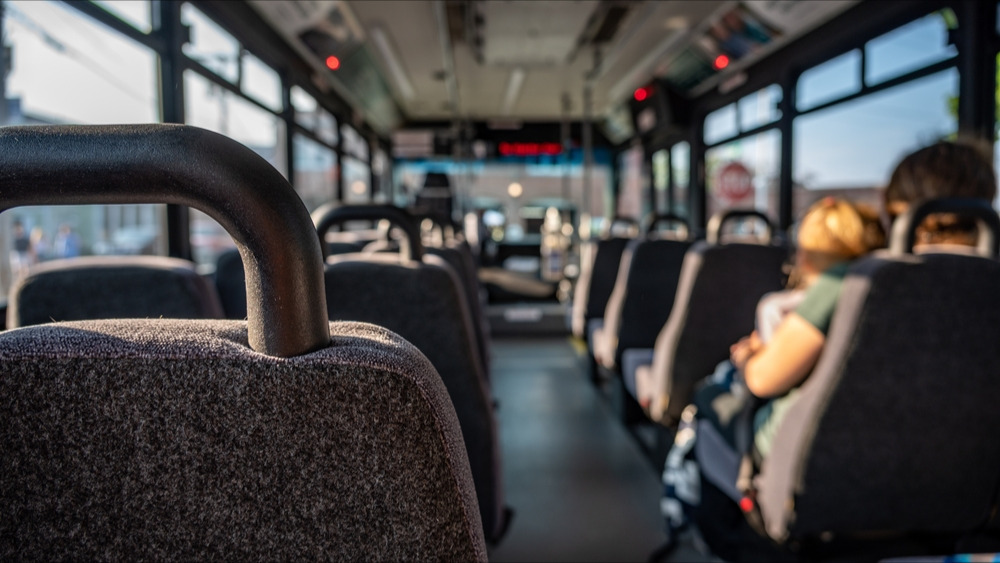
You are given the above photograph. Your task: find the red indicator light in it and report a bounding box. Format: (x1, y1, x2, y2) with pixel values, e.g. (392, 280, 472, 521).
(325, 55, 341, 71)
(634, 87, 648, 102)
(739, 496, 755, 513)
(714, 54, 730, 70)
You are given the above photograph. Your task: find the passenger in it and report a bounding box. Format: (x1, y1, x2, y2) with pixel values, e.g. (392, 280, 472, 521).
(747, 140, 996, 456)
(656, 139, 997, 560)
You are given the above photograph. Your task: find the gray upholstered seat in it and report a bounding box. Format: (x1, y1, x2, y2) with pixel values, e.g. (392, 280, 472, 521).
(0, 124, 486, 561)
(313, 204, 508, 545)
(571, 235, 633, 339)
(754, 200, 1000, 553)
(426, 241, 493, 381)
(594, 233, 691, 374)
(8, 255, 224, 328)
(0, 320, 487, 561)
(644, 211, 787, 426)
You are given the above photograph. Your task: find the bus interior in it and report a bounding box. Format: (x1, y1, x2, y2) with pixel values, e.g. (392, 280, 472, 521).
(2, 0, 1000, 561)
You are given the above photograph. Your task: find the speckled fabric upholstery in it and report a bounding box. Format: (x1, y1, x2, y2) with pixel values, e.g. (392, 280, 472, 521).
(0, 319, 486, 561)
(647, 242, 787, 426)
(757, 252, 1000, 543)
(572, 237, 631, 338)
(8, 256, 224, 328)
(323, 252, 504, 543)
(598, 237, 691, 370)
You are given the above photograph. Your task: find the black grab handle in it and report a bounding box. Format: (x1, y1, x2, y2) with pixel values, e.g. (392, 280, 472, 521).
(889, 197, 1000, 257)
(312, 204, 424, 261)
(0, 124, 330, 358)
(706, 209, 774, 245)
(642, 212, 690, 237)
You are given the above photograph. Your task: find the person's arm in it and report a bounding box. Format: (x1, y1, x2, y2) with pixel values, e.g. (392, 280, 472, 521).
(742, 313, 824, 398)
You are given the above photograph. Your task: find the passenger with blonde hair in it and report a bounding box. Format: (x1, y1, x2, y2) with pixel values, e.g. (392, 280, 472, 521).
(655, 198, 886, 557)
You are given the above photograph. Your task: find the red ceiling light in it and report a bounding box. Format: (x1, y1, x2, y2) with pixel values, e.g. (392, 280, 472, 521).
(713, 54, 730, 70)
(633, 87, 649, 102)
(325, 55, 341, 71)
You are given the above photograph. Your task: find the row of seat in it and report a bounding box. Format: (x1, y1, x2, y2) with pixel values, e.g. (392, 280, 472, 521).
(575, 199, 1000, 558)
(0, 124, 491, 560)
(577, 210, 786, 429)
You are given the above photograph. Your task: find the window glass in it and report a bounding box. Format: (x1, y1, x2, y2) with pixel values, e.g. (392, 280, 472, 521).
(704, 103, 738, 145)
(793, 69, 958, 217)
(1, 0, 164, 296)
(341, 124, 368, 160)
(671, 142, 690, 217)
(705, 129, 780, 223)
(91, 0, 151, 32)
(181, 3, 239, 83)
(371, 148, 390, 202)
(184, 70, 287, 269)
(738, 84, 782, 131)
(865, 12, 956, 85)
(291, 85, 317, 130)
(395, 153, 613, 244)
(184, 70, 286, 175)
(317, 109, 339, 146)
(342, 156, 371, 204)
(241, 52, 282, 112)
(5, 0, 158, 124)
(293, 134, 336, 211)
(617, 145, 646, 220)
(797, 49, 862, 111)
(652, 149, 669, 214)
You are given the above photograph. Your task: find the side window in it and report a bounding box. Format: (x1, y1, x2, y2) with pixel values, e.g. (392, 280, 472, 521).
(1, 0, 163, 296)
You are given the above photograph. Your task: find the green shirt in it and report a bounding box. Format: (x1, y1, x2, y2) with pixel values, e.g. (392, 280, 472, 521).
(754, 262, 850, 458)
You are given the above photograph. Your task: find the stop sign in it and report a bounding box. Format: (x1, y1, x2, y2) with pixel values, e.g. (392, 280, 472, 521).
(715, 161, 753, 203)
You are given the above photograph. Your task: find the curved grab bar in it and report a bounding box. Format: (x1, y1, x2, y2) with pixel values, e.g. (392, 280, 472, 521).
(889, 198, 1000, 257)
(0, 124, 329, 358)
(706, 209, 774, 245)
(642, 212, 690, 237)
(312, 203, 424, 261)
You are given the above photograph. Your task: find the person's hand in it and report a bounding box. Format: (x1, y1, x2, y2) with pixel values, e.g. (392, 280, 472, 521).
(730, 331, 763, 370)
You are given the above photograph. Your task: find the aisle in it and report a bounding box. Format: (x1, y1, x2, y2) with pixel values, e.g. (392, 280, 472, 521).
(486, 337, 668, 562)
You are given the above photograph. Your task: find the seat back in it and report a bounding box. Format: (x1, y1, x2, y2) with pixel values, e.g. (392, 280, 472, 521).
(756, 199, 1000, 546)
(648, 210, 787, 426)
(0, 125, 486, 561)
(599, 214, 691, 370)
(426, 242, 493, 380)
(313, 203, 506, 544)
(9, 255, 224, 327)
(570, 217, 637, 338)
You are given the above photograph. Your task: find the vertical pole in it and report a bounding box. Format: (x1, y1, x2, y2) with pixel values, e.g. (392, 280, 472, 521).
(335, 119, 345, 201)
(282, 74, 295, 190)
(957, 0, 996, 143)
(157, 0, 191, 260)
(0, 0, 7, 127)
(581, 84, 593, 240)
(561, 92, 572, 204)
(778, 69, 797, 232)
(690, 114, 706, 238)
(666, 146, 675, 215)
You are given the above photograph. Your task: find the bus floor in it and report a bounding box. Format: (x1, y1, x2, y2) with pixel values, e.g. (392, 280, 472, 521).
(487, 336, 717, 562)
